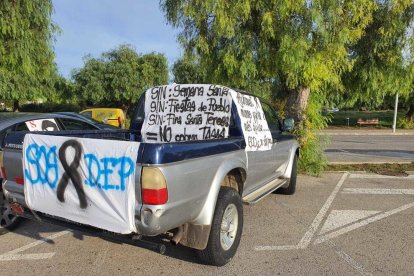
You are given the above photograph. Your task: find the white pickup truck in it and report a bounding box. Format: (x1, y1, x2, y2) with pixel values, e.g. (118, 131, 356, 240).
(1, 84, 299, 266)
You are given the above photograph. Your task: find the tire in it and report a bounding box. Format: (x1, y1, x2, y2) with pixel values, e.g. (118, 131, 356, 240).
(0, 189, 21, 230)
(278, 154, 298, 195)
(198, 187, 243, 266)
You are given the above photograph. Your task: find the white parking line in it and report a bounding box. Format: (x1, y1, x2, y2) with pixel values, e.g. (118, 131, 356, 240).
(320, 210, 380, 234)
(0, 253, 56, 261)
(255, 173, 349, 251)
(314, 201, 414, 245)
(323, 239, 373, 276)
(297, 172, 349, 249)
(349, 174, 414, 179)
(255, 245, 301, 251)
(343, 188, 414, 195)
(332, 245, 373, 276)
(0, 230, 70, 261)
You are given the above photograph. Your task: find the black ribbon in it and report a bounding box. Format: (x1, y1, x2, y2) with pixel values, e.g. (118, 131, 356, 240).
(56, 139, 87, 209)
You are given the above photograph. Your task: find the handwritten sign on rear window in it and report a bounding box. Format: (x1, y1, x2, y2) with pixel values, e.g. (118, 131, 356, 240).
(230, 91, 272, 151)
(142, 84, 233, 143)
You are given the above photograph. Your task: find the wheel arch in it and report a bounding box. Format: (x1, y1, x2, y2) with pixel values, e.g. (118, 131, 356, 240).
(180, 161, 246, 250)
(191, 158, 246, 226)
(221, 168, 246, 196)
(282, 142, 300, 180)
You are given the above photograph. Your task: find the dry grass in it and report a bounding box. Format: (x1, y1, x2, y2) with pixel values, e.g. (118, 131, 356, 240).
(325, 163, 414, 176)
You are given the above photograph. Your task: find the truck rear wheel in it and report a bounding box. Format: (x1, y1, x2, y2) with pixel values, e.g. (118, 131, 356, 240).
(0, 190, 20, 230)
(198, 187, 243, 266)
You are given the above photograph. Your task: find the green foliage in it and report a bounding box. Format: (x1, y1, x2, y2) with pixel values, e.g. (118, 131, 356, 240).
(297, 135, 327, 176)
(271, 98, 287, 119)
(53, 76, 76, 103)
(20, 102, 84, 113)
(0, 0, 57, 105)
(172, 56, 206, 83)
(161, 0, 375, 95)
(397, 117, 414, 129)
(342, 1, 414, 108)
(73, 55, 109, 103)
(72, 45, 168, 109)
(295, 93, 328, 176)
(328, 110, 406, 128)
(161, 0, 377, 175)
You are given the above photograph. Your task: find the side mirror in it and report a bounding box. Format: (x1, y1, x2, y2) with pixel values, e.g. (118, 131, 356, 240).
(283, 118, 295, 132)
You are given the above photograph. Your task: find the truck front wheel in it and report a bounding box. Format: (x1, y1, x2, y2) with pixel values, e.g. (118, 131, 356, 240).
(198, 187, 243, 266)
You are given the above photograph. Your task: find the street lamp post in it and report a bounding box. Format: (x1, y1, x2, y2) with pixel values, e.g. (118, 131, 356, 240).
(392, 93, 399, 133)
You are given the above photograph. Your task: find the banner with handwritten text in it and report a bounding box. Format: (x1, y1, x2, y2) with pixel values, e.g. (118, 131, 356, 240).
(142, 84, 233, 143)
(230, 91, 272, 151)
(23, 134, 140, 234)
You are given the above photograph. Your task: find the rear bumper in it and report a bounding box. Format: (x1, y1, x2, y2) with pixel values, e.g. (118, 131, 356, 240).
(13, 209, 166, 253)
(2, 180, 178, 236)
(2, 180, 26, 207)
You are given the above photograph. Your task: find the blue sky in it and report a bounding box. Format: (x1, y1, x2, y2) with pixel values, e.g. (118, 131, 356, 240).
(52, 0, 181, 78)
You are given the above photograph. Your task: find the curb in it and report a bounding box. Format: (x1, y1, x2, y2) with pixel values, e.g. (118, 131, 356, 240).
(319, 132, 414, 136)
(322, 170, 414, 176)
(328, 161, 413, 165)
(323, 170, 364, 173)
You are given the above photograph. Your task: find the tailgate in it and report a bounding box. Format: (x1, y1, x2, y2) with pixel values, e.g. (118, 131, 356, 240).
(3, 145, 26, 205)
(5, 133, 142, 234)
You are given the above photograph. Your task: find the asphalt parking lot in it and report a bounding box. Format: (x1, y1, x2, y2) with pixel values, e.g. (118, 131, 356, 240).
(322, 131, 414, 164)
(0, 172, 413, 275)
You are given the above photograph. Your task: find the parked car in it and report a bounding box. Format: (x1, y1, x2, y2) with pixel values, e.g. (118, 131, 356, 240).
(80, 108, 125, 128)
(1, 84, 299, 266)
(327, 106, 340, 112)
(0, 112, 115, 231)
(54, 112, 118, 130)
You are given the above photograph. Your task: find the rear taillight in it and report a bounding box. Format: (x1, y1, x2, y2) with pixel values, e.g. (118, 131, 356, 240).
(10, 203, 24, 216)
(15, 177, 24, 185)
(0, 166, 6, 179)
(117, 116, 122, 128)
(141, 167, 168, 205)
(0, 151, 4, 179)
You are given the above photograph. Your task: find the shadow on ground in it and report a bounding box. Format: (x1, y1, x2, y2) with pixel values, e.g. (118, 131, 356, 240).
(1, 218, 203, 265)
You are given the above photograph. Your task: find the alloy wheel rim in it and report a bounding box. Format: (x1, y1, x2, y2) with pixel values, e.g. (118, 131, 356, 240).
(220, 203, 238, 251)
(0, 191, 17, 228)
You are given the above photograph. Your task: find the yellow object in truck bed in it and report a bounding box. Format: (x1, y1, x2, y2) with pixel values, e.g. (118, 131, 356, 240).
(80, 108, 125, 128)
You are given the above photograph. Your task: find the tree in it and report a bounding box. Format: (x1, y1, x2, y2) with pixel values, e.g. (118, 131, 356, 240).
(0, 0, 57, 110)
(172, 56, 206, 83)
(161, 0, 385, 175)
(72, 55, 108, 104)
(403, 92, 414, 122)
(342, 1, 414, 109)
(160, 0, 377, 123)
(54, 75, 76, 104)
(100, 45, 143, 106)
(406, 24, 414, 123)
(72, 45, 168, 111)
(140, 52, 170, 88)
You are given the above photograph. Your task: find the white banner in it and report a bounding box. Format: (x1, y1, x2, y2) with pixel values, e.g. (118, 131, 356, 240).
(23, 134, 140, 234)
(142, 84, 233, 143)
(230, 91, 272, 151)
